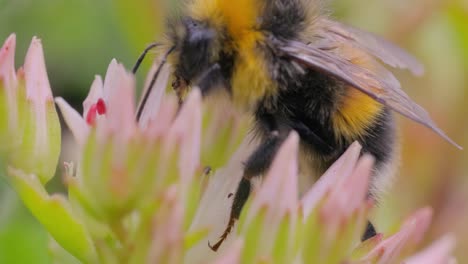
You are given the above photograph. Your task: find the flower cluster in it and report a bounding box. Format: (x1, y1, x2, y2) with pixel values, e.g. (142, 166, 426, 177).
(0, 34, 457, 264)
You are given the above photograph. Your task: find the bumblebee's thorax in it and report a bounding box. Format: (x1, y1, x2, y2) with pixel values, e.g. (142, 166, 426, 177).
(227, 41, 278, 111)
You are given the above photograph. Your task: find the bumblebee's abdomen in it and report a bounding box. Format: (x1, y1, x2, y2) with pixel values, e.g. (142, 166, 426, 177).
(255, 69, 396, 186)
(332, 86, 385, 140)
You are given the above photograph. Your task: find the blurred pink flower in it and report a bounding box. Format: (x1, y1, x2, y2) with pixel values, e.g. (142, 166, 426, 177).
(404, 235, 456, 264)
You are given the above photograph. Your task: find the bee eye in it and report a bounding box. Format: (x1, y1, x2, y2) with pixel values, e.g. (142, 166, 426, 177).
(185, 19, 200, 31)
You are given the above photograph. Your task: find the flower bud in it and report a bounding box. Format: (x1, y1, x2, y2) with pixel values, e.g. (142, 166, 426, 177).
(7, 37, 61, 184)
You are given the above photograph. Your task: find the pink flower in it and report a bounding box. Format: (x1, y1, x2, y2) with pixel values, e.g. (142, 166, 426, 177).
(0, 34, 61, 184)
(0, 34, 18, 131)
(404, 235, 456, 264)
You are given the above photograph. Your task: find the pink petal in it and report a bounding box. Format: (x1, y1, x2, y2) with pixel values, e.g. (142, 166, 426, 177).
(404, 235, 456, 264)
(301, 141, 362, 217)
(0, 34, 18, 130)
(23, 37, 55, 153)
(145, 95, 178, 139)
(402, 207, 433, 246)
(137, 60, 171, 129)
(364, 208, 434, 263)
(55, 97, 89, 146)
(212, 239, 243, 264)
(167, 89, 202, 185)
(82, 75, 103, 118)
(99, 59, 136, 140)
(249, 132, 300, 224)
(0, 34, 17, 91)
(321, 155, 374, 221)
(342, 155, 373, 213)
(365, 229, 410, 263)
(147, 186, 184, 263)
(24, 37, 53, 103)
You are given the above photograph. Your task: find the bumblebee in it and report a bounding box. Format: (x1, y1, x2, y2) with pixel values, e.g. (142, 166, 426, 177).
(133, 0, 461, 251)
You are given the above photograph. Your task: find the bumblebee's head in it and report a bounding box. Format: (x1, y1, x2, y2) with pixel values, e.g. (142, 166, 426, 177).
(167, 16, 225, 90)
(165, 0, 264, 95)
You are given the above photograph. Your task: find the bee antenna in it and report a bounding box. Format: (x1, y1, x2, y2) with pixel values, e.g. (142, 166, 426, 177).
(136, 46, 176, 122)
(132, 43, 161, 74)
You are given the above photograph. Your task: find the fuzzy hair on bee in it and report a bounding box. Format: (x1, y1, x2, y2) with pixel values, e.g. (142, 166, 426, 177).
(133, 0, 462, 252)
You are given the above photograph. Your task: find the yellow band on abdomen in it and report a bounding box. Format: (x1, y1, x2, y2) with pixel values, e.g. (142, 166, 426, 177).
(332, 86, 384, 140)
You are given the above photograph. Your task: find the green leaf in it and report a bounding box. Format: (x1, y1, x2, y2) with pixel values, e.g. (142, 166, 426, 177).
(7, 167, 97, 263)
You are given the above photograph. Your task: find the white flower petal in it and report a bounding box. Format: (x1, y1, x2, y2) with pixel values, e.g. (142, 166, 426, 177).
(55, 97, 89, 146)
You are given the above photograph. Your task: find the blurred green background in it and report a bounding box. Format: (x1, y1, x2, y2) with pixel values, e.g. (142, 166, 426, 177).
(0, 0, 467, 263)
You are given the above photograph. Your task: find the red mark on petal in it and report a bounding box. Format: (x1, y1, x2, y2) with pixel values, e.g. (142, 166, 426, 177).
(86, 104, 98, 125)
(86, 98, 107, 126)
(96, 98, 107, 115)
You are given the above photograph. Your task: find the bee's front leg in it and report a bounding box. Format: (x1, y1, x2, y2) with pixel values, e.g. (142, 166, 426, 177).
(195, 63, 229, 97)
(174, 63, 229, 105)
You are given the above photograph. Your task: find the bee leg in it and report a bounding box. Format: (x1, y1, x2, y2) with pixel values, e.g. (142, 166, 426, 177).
(208, 177, 252, 252)
(174, 63, 228, 109)
(208, 131, 285, 251)
(362, 221, 377, 241)
(195, 63, 229, 97)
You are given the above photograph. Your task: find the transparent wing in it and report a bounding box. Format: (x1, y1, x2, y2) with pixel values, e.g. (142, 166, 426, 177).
(318, 19, 424, 76)
(279, 40, 461, 149)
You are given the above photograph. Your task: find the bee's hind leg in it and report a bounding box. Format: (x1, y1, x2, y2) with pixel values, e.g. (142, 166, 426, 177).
(362, 221, 377, 241)
(208, 131, 286, 251)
